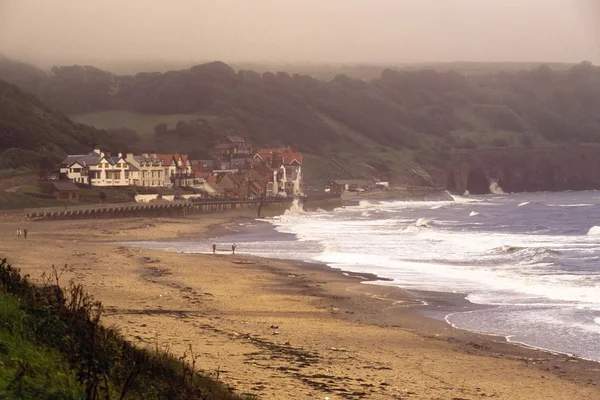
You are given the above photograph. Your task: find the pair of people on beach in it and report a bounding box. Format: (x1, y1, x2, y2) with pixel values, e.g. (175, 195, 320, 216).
(212, 243, 237, 254)
(16, 228, 28, 239)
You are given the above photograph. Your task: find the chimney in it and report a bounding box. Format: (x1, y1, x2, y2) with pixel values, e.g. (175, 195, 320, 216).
(118, 152, 123, 158)
(100, 152, 105, 158)
(93, 148, 101, 154)
(126, 153, 133, 159)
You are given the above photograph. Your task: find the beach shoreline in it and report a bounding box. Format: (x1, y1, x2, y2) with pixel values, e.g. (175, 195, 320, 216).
(1, 211, 599, 399)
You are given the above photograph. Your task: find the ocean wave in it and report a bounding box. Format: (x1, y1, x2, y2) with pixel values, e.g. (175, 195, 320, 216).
(548, 204, 594, 207)
(518, 202, 530, 207)
(415, 218, 432, 228)
(469, 211, 479, 217)
(587, 226, 600, 235)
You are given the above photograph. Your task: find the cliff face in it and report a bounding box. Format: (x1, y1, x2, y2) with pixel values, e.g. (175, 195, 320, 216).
(435, 145, 600, 194)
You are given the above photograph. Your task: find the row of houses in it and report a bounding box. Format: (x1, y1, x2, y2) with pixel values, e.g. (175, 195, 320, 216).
(60, 150, 193, 188)
(59, 136, 303, 198)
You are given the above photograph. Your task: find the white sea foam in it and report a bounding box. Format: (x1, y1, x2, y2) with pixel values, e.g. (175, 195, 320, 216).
(283, 198, 305, 216)
(124, 191, 600, 362)
(469, 211, 479, 217)
(489, 181, 505, 195)
(415, 218, 432, 227)
(518, 202, 530, 207)
(587, 226, 600, 235)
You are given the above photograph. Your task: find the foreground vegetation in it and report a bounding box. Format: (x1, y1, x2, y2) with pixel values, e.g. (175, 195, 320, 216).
(0, 259, 253, 399)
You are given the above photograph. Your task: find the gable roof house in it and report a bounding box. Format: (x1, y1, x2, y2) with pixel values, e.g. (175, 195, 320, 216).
(60, 148, 132, 187)
(253, 147, 303, 196)
(155, 152, 193, 187)
(48, 181, 80, 202)
(211, 135, 253, 159)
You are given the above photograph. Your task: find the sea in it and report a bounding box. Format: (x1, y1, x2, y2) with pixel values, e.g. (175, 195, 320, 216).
(123, 190, 600, 362)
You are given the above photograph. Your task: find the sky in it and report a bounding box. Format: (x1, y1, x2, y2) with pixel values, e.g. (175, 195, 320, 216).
(1, 0, 599, 67)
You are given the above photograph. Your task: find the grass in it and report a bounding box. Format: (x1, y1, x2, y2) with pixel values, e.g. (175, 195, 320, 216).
(0, 293, 86, 399)
(69, 110, 203, 135)
(0, 259, 254, 400)
(0, 192, 73, 210)
(0, 168, 33, 180)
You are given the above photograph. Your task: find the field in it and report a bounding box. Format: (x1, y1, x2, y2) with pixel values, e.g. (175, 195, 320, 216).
(69, 110, 202, 135)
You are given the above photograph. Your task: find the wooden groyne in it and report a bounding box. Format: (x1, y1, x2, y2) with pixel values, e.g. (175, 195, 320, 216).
(22, 195, 342, 221)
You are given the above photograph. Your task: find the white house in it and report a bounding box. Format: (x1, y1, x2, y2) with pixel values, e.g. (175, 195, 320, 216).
(88, 152, 130, 187)
(60, 149, 130, 187)
(125, 153, 164, 187)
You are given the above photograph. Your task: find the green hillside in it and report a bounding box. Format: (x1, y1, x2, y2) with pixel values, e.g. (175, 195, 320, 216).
(2, 57, 600, 183)
(0, 79, 108, 170)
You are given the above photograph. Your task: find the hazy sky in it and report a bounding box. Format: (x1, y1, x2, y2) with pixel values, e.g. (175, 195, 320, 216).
(1, 0, 599, 66)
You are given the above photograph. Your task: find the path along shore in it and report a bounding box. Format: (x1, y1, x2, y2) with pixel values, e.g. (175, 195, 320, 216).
(1, 210, 599, 399)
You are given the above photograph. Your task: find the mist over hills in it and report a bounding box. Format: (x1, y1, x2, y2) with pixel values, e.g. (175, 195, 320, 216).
(1, 55, 600, 182)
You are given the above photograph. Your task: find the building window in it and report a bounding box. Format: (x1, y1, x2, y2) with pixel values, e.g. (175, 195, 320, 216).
(125, 171, 129, 179)
(114, 171, 121, 180)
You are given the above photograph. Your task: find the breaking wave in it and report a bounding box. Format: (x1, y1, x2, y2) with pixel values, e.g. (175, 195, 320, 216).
(489, 181, 505, 195)
(588, 226, 600, 235)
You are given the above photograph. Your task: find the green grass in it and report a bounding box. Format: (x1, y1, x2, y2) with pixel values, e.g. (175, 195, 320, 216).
(0, 293, 86, 399)
(69, 110, 203, 135)
(0, 168, 33, 180)
(0, 192, 72, 210)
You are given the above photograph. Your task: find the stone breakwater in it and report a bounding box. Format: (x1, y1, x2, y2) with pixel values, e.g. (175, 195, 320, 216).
(22, 195, 342, 221)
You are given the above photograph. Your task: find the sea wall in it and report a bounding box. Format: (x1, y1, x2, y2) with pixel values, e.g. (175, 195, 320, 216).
(23, 195, 341, 221)
(438, 145, 600, 194)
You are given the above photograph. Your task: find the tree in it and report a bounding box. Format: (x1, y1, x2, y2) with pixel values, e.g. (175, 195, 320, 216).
(154, 123, 168, 135)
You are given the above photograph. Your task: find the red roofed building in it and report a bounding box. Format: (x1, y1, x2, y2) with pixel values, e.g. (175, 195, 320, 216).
(253, 147, 303, 196)
(154, 153, 193, 187)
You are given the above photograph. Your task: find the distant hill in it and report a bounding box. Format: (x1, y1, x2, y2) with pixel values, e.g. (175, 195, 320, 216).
(0, 79, 107, 170)
(1, 56, 600, 183)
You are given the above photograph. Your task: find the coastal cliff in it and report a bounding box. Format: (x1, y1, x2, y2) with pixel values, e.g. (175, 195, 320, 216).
(432, 145, 600, 194)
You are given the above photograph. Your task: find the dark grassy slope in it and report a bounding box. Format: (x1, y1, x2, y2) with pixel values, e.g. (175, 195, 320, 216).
(0, 258, 252, 400)
(0, 79, 107, 170)
(2, 57, 600, 182)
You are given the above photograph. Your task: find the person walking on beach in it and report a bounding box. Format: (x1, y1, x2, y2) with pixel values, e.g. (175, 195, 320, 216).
(232, 243, 237, 255)
(212, 243, 217, 254)
(16, 228, 21, 239)
(23, 228, 28, 239)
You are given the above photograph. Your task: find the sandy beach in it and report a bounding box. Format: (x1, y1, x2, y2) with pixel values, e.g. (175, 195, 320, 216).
(1, 211, 599, 400)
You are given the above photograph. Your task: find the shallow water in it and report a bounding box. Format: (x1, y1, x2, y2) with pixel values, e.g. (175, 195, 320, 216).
(123, 191, 600, 361)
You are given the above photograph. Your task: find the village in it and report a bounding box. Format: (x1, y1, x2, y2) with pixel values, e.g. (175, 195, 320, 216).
(56, 136, 304, 202)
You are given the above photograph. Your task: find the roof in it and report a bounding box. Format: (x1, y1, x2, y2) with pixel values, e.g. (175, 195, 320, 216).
(282, 152, 303, 165)
(155, 153, 175, 165)
(257, 147, 294, 157)
(61, 151, 103, 168)
(51, 181, 80, 192)
(204, 182, 223, 193)
(60, 155, 84, 165)
(226, 135, 245, 143)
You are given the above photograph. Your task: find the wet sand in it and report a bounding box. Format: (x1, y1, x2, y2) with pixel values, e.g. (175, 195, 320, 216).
(1, 212, 599, 399)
